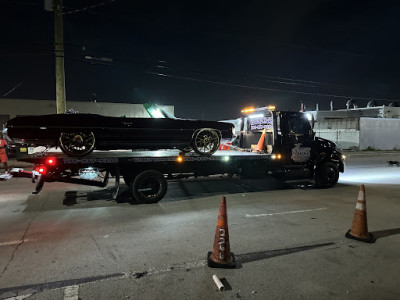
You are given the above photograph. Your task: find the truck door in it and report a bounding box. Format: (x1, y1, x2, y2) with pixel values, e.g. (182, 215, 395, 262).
(281, 113, 314, 163)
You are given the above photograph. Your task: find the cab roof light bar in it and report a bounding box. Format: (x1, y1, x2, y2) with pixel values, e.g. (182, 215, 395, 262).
(241, 105, 275, 114)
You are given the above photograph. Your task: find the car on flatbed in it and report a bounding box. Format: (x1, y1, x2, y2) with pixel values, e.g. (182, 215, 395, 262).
(4, 108, 234, 157)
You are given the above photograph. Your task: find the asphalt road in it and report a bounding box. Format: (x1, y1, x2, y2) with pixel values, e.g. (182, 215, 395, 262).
(1, 151, 400, 299)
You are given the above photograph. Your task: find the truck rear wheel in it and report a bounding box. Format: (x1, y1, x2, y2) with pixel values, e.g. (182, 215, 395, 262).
(315, 161, 339, 188)
(130, 170, 167, 204)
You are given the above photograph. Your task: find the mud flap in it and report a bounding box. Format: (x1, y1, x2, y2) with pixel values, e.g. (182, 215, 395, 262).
(112, 166, 120, 200)
(33, 174, 44, 194)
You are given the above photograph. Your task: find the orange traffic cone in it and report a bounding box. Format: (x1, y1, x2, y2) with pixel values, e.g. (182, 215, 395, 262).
(218, 143, 232, 150)
(345, 185, 374, 243)
(252, 129, 266, 152)
(207, 196, 236, 268)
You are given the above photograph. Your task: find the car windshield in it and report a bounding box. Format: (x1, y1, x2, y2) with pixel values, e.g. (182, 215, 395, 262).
(143, 103, 176, 119)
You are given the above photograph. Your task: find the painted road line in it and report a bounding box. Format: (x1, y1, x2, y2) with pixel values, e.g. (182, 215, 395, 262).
(4, 295, 33, 300)
(0, 238, 38, 247)
(245, 207, 328, 218)
(63, 285, 79, 300)
(0, 273, 128, 298)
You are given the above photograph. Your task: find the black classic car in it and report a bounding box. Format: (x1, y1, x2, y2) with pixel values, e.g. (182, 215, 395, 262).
(4, 111, 234, 157)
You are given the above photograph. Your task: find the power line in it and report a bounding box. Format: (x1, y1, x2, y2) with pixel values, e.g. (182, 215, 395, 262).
(256, 74, 344, 88)
(2, 40, 396, 103)
(63, 0, 117, 15)
(147, 71, 399, 102)
(62, 51, 398, 103)
(3, 81, 23, 97)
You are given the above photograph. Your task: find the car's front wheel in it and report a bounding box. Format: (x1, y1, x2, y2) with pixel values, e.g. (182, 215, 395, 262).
(59, 132, 96, 157)
(192, 128, 220, 156)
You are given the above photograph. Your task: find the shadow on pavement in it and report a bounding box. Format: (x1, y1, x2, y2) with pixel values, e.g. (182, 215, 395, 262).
(58, 176, 352, 207)
(219, 278, 233, 291)
(370, 228, 400, 241)
(234, 242, 335, 269)
(161, 177, 310, 203)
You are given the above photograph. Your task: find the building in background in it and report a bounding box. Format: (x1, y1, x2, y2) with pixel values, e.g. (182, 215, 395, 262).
(0, 98, 174, 128)
(305, 101, 400, 150)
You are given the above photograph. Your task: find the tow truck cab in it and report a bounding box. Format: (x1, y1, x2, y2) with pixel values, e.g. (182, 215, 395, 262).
(233, 106, 344, 187)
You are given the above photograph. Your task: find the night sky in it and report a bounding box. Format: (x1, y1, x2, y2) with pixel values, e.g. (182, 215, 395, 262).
(2, 0, 400, 120)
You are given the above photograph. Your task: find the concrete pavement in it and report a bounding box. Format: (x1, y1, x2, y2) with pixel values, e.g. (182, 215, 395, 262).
(0, 151, 399, 299)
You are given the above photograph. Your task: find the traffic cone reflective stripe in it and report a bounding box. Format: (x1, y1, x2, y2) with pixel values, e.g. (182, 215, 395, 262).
(252, 129, 266, 152)
(345, 185, 374, 243)
(207, 196, 236, 268)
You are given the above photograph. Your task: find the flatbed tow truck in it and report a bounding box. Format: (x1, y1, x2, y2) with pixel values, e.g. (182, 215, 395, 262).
(1, 107, 345, 203)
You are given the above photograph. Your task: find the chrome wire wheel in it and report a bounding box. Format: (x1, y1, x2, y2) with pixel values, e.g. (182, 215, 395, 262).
(59, 132, 96, 157)
(192, 128, 220, 156)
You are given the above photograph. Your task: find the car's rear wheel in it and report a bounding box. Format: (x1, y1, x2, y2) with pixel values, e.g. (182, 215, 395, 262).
(59, 132, 96, 157)
(192, 128, 220, 156)
(130, 170, 167, 204)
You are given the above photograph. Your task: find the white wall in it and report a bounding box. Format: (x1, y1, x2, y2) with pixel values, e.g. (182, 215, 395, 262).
(0, 98, 174, 119)
(359, 118, 400, 150)
(315, 118, 359, 130)
(314, 129, 359, 150)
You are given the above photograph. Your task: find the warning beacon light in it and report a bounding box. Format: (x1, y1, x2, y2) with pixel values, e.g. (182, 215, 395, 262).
(241, 107, 255, 114)
(241, 105, 276, 114)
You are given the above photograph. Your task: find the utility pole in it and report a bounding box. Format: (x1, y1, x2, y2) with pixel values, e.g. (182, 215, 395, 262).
(53, 0, 66, 113)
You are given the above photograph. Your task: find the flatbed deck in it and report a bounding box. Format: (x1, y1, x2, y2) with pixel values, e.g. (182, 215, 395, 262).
(22, 149, 271, 161)
(7, 149, 276, 203)
(20, 150, 274, 172)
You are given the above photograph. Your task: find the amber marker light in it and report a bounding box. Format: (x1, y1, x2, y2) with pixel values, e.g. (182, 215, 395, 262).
(241, 107, 255, 114)
(268, 105, 276, 111)
(177, 156, 184, 163)
(277, 154, 282, 159)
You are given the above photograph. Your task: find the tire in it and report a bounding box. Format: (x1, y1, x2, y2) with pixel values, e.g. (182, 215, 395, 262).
(192, 128, 220, 156)
(59, 132, 96, 157)
(315, 161, 339, 188)
(130, 170, 167, 204)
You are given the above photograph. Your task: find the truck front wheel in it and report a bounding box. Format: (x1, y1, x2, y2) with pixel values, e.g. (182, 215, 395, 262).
(130, 170, 167, 204)
(315, 161, 339, 188)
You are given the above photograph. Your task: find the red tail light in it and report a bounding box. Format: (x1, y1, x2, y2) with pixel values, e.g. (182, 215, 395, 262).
(35, 166, 47, 174)
(46, 157, 56, 166)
